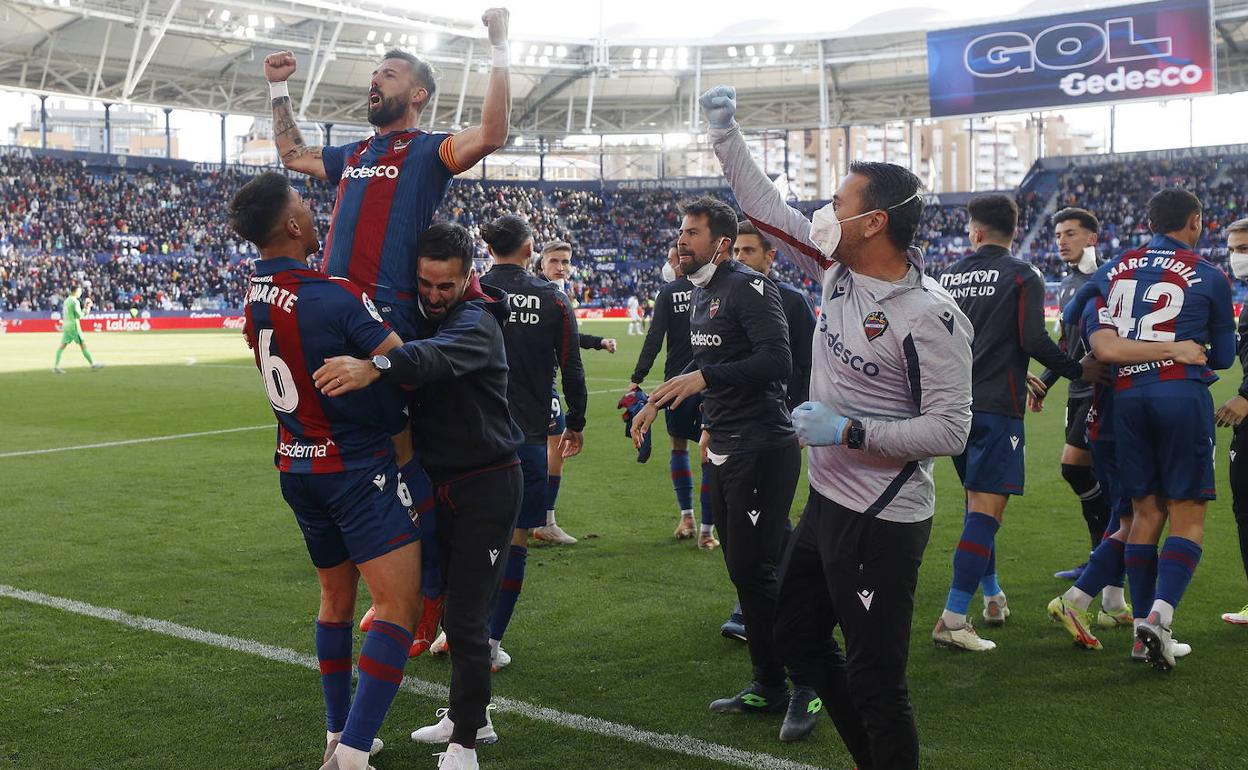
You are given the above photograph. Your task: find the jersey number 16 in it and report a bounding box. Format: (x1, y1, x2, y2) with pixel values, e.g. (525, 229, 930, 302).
(258, 328, 300, 413)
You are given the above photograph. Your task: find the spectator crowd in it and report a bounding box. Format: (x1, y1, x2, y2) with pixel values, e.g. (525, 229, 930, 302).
(3, 151, 1246, 313)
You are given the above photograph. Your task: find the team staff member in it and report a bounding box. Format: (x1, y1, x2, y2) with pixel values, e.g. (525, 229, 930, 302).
(264, 7, 511, 336)
(1218, 218, 1248, 625)
(630, 198, 816, 740)
(630, 247, 717, 549)
(1031, 208, 1111, 581)
(534, 241, 615, 545)
(733, 219, 817, 408)
(932, 195, 1101, 651)
(231, 172, 419, 770)
(478, 216, 587, 669)
(316, 222, 521, 770)
(703, 84, 973, 768)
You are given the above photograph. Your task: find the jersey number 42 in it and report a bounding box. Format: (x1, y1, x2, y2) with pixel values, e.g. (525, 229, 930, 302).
(1105, 279, 1184, 342)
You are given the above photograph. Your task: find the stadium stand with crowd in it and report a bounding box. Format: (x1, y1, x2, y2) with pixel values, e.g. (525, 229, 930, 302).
(3, 149, 1247, 315)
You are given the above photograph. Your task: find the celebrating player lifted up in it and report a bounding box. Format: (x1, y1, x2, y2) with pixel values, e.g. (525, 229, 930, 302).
(263, 7, 512, 337)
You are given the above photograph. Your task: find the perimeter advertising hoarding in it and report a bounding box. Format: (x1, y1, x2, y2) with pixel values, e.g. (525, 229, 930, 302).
(927, 0, 1214, 117)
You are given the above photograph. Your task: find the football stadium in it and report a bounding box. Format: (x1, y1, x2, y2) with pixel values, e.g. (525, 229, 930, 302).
(4, 1, 1248, 768)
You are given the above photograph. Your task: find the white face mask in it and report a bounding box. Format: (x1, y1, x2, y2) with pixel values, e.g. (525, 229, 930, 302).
(1231, 252, 1248, 280)
(686, 260, 718, 288)
(661, 261, 677, 283)
(1076, 245, 1098, 275)
(809, 192, 921, 257)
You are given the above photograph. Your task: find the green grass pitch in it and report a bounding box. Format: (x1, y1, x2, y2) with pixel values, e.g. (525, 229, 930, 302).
(1, 323, 1244, 769)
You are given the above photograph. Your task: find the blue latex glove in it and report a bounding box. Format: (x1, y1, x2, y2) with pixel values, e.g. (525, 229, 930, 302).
(792, 401, 850, 447)
(698, 85, 737, 130)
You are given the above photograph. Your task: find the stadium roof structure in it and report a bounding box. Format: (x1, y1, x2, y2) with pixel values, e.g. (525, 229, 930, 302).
(1, 0, 1248, 136)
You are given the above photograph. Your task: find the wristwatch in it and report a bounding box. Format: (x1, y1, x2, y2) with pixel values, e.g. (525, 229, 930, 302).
(371, 354, 392, 376)
(846, 419, 865, 450)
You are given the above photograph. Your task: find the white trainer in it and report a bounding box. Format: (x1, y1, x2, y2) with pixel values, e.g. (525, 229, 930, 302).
(435, 743, 480, 770)
(490, 644, 511, 672)
(932, 618, 996, 652)
(324, 737, 384, 763)
(532, 523, 577, 545)
(318, 742, 374, 770)
(1131, 636, 1191, 663)
(982, 594, 1010, 627)
(1221, 603, 1248, 625)
(1136, 615, 1177, 670)
(429, 631, 449, 656)
(411, 707, 499, 745)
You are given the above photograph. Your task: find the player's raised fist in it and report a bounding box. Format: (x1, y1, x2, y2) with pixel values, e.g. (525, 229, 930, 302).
(264, 51, 297, 83)
(699, 85, 737, 130)
(482, 8, 509, 45)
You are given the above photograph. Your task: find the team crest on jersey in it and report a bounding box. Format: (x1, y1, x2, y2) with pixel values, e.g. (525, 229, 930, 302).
(709, 298, 721, 319)
(863, 311, 889, 341)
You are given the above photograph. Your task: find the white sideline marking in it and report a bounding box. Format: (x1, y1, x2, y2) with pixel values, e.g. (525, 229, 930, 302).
(0, 585, 829, 770)
(0, 425, 271, 458)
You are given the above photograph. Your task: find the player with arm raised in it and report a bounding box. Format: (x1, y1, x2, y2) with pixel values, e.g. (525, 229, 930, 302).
(702, 85, 973, 765)
(263, 7, 511, 338)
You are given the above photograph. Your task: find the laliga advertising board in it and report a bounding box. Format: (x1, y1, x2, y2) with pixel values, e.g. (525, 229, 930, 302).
(926, 0, 1214, 117)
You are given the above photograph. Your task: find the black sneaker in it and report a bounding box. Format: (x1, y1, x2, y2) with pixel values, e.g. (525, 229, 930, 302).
(709, 682, 789, 714)
(720, 602, 747, 643)
(779, 686, 822, 742)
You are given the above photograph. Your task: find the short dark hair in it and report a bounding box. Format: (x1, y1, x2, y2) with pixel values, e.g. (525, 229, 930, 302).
(1053, 207, 1100, 234)
(479, 214, 532, 256)
(383, 49, 437, 98)
(228, 171, 292, 247)
(848, 161, 924, 249)
(679, 196, 738, 243)
(1148, 188, 1203, 235)
(416, 222, 473, 275)
(967, 194, 1019, 239)
(735, 220, 773, 252)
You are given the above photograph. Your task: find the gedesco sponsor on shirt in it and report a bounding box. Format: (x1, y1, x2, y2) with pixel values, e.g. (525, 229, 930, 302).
(342, 164, 400, 180)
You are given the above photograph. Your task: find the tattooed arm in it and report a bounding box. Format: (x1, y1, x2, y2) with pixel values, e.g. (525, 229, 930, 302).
(263, 50, 328, 181)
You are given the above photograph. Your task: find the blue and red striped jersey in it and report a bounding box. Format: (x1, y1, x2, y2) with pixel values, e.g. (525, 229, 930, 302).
(321, 129, 466, 305)
(1078, 296, 1115, 442)
(1092, 234, 1235, 391)
(243, 256, 405, 474)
